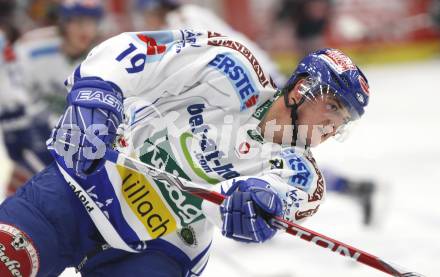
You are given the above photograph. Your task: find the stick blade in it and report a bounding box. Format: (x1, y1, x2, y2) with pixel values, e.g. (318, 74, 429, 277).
(379, 259, 425, 277)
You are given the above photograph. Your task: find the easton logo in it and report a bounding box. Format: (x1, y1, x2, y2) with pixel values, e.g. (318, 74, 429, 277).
(286, 225, 361, 261)
(76, 90, 123, 113)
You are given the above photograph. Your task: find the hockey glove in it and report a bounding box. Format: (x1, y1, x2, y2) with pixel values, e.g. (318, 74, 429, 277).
(220, 178, 283, 243)
(50, 77, 123, 179)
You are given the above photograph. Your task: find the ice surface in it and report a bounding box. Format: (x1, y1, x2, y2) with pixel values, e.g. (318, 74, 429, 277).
(53, 59, 440, 276)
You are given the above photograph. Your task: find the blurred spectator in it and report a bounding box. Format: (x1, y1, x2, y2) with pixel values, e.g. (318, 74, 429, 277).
(0, 0, 33, 197)
(277, 0, 332, 57)
(431, 0, 440, 30)
(26, 0, 60, 27)
(0, 0, 105, 194)
(134, 0, 286, 86)
(0, 0, 20, 43)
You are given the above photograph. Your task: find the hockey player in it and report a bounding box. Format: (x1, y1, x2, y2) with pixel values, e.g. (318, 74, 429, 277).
(0, 29, 369, 276)
(0, 37, 31, 197)
(0, 0, 104, 182)
(0, 0, 36, 197)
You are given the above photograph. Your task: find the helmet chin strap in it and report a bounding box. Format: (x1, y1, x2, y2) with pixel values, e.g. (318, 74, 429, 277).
(283, 90, 306, 147)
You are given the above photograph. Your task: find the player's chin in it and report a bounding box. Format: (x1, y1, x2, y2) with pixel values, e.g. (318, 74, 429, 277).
(307, 134, 330, 147)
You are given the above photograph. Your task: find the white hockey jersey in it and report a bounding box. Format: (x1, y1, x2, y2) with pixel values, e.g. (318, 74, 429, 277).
(57, 29, 325, 276)
(13, 26, 84, 122)
(0, 31, 30, 131)
(145, 4, 286, 86)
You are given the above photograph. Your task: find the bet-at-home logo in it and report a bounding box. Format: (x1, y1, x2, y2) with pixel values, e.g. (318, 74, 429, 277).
(182, 103, 240, 183)
(139, 132, 205, 226)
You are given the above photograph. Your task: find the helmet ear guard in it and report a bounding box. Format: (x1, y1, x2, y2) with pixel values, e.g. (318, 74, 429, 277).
(280, 74, 308, 147)
(282, 73, 308, 109)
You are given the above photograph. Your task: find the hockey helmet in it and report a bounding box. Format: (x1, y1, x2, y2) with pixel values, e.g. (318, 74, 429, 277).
(58, 0, 104, 20)
(136, 0, 180, 11)
(284, 48, 369, 120)
(279, 48, 370, 145)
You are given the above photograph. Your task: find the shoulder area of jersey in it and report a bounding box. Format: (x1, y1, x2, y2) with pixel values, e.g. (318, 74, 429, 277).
(17, 26, 59, 44)
(14, 26, 61, 59)
(178, 3, 218, 17)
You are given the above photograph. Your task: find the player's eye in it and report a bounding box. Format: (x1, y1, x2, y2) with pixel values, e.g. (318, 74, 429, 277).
(325, 103, 339, 112)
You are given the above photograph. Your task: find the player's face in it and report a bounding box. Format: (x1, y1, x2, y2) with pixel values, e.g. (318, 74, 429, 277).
(63, 17, 99, 55)
(259, 79, 353, 147)
(295, 95, 351, 146)
(279, 77, 354, 147)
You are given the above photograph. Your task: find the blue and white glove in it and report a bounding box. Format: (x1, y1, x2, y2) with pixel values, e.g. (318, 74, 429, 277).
(220, 178, 283, 243)
(50, 77, 123, 178)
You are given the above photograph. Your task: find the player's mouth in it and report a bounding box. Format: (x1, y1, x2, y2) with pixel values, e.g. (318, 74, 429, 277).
(318, 126, 330, 136)
(317, 125, 336, 140)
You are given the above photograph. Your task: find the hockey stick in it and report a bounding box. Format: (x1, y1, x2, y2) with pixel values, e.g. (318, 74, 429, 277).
(104, 150, 424, 277)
